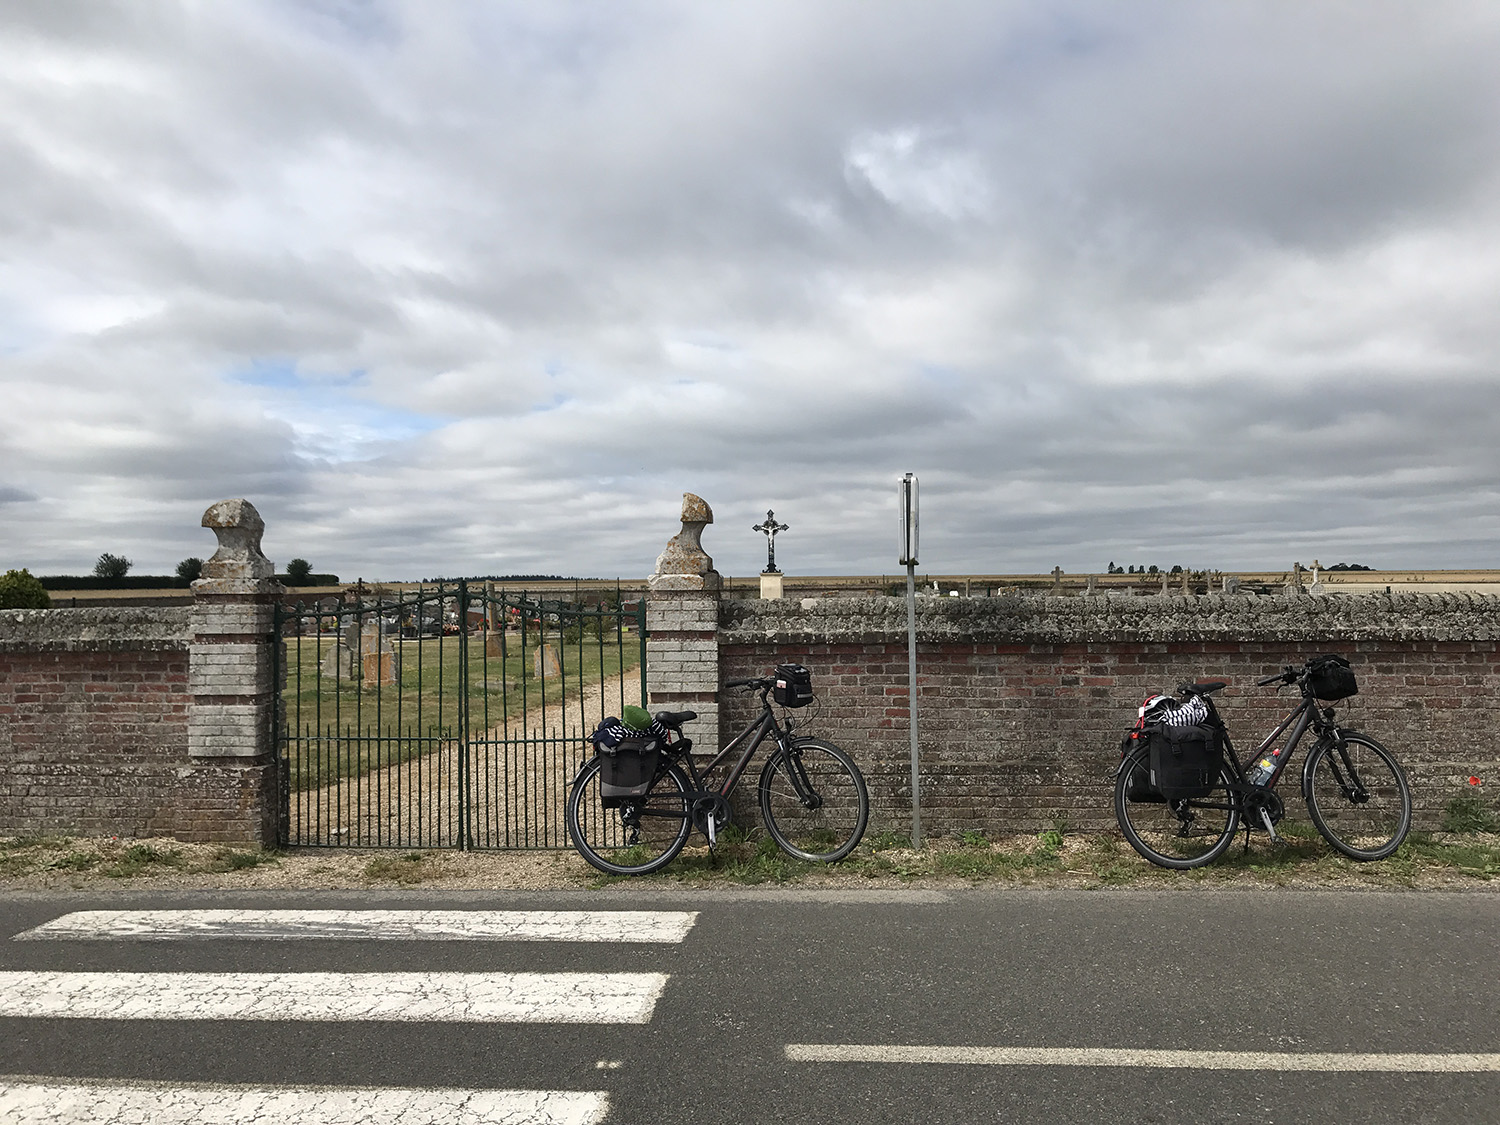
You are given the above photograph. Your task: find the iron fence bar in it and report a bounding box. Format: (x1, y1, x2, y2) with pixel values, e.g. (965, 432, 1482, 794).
(273, 601, 289, 847)
(458, 579, 470, 850)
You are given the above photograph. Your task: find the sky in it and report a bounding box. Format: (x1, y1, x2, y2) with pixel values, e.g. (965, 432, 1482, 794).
(3, 1, 1500, 581)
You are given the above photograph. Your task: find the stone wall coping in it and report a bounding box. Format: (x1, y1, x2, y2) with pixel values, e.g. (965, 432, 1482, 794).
(0, 606, 192, 651)
(719, 591, 1500, 644)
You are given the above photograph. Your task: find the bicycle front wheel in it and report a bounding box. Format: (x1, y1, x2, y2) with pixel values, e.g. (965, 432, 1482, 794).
(1114, 751, 1240, 869)
(565, 757, 692, 876)
(758, 738, 869, 862)
(1304, 733, 1411, 861)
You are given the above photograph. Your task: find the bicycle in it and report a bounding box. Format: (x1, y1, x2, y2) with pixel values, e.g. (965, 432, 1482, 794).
(1114, 657, 1412, 869)
(564, 670, 870, 876)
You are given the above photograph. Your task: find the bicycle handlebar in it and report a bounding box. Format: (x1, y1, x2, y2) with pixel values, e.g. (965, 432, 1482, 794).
(1256, 666, 1297, 687)
(724, 677, 772, 691)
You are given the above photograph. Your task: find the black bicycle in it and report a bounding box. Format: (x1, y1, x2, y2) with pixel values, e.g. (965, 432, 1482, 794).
(565, 670, 869, 876)
(1114, 657, 1412, 869)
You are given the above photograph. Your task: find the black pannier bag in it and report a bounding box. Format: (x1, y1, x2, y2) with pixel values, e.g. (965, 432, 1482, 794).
(1147, 724, 1222, 801)
(1307, 654, 1358, 701)
(597, 735, 662, 808)
(774, 663, 814, 708)
(1120, 728, 1164, 803)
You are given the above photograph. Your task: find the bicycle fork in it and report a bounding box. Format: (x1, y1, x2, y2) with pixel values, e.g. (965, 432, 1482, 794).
(780, 742, 824, 811)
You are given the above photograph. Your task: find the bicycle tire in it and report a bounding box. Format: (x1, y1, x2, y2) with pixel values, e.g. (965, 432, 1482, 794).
(1303, 733, 1411, 861)
(565, 757, 693, 876)
(758, 737, 869, 862)
(1115, 750, 1240, 869)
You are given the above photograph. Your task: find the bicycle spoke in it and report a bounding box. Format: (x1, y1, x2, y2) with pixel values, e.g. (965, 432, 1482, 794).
(759, 739, 868, 862)
(1115, 754, 1239, 868)
(565, 758, 692, 875)
(1305, 735, 1410, 860)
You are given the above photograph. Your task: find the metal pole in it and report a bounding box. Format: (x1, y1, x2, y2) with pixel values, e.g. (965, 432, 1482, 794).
(906, 560, 921, 847)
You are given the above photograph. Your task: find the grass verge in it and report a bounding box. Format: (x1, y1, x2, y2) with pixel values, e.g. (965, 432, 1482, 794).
(3, 824, 1498, 889)
(582, 822, 1500, 889)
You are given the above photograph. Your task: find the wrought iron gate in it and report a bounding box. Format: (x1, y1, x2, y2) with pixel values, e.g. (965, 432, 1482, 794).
(273, 581, 647, 849)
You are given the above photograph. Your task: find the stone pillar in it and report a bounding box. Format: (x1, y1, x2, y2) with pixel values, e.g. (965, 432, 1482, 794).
(647, 493, 721, 750)
(759, 571, 784, 599)
(188, 498, 284, 845)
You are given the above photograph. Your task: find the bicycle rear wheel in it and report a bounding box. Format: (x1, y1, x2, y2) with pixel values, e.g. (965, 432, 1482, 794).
(1304, 733, 1411, 861)
(758, 738, 869, 862)
(1114, 751, 1240, 869)
(565, 757, 692, 876)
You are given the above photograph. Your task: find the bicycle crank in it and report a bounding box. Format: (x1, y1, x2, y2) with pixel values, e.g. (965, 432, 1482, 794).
(1245, 790, 1285, 836)
(692, 795, 733, 848)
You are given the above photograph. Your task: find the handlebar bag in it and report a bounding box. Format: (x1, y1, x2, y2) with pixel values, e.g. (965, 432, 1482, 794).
(597, 735, 662, 808)
(1307, 654, 1358, 701)
(774, 663, 814, 708)
(1147, 723, 1222, 800)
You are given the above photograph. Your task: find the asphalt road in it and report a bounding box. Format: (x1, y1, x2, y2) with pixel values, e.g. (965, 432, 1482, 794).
(2, 887, 1497, 1124)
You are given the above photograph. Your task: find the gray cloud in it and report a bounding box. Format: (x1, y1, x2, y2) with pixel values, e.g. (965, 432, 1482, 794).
(2, 1, 1498, 579)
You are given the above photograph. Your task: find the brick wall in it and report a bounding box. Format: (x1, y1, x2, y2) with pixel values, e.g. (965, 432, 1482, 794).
(0, 607, 276, 844)
(719, 594, 1500, 837)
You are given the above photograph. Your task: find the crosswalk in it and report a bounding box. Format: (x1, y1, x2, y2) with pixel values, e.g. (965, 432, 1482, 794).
(1, 907, 701, 1125)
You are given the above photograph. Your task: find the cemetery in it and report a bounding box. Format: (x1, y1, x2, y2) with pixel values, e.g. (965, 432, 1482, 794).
(1, 495, 1498, 850)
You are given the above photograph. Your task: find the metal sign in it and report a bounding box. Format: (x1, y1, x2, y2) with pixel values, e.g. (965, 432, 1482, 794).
(899, 473, 919, 566)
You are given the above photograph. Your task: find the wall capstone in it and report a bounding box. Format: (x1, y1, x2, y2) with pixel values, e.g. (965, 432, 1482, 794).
(196, 497, 276, 587)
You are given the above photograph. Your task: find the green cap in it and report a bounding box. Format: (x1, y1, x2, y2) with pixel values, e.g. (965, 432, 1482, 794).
(621, 705, 653, 731)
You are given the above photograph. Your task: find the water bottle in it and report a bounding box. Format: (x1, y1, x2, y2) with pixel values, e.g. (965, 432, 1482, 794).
(1245, 748, 1283, 788)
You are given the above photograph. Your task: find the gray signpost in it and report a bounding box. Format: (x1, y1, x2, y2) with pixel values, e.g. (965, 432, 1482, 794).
(899, 473, 922, 847)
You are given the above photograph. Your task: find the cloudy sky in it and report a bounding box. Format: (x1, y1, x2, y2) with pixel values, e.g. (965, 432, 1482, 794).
(3, 1, 1499, 581)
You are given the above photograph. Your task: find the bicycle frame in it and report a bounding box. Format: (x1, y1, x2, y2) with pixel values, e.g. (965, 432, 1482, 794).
(1221, 695, 1311, 784)
(673, 701, 789, 797)
(1196, 688, 1356, 837)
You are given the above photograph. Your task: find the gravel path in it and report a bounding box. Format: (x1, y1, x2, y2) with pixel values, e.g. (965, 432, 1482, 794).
(287, 671, 639, 848)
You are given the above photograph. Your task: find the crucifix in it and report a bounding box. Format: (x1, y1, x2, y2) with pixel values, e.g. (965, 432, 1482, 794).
(752, 510, 789, 573)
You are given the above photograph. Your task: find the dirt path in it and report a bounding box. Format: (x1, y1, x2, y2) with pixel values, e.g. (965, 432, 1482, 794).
(287, 670, 639, 848)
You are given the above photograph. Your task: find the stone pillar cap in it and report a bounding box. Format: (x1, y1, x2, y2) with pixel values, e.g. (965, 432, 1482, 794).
(650, 492, 721, 591)
(193, 498, 280, 590)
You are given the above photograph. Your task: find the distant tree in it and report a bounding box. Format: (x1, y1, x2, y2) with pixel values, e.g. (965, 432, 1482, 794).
(1147, 565, 1159, 575)
(1107, 561, 1117, 573)
(1170, 565, 1183, 575)
(176, 557, 203, 582)
(286, 558, 313, 584)
(94, 553, 132, 580)
(0, 568, 51, 609)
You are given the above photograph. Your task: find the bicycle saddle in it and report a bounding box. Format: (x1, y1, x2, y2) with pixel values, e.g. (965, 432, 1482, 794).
(654, 710, 697, 728)
(1182, 681, 1228, 696)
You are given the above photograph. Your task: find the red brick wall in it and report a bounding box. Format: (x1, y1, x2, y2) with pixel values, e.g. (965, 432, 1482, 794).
(719, 596, 1500, 838)
(0, 608, 276, 845)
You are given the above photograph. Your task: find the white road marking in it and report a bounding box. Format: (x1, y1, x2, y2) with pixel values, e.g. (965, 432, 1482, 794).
(0, 971, 668, 1023)
(14, 909, 698, 944)
(0, 1079, 608, 1125)
(785, 1044, 1500, 1072)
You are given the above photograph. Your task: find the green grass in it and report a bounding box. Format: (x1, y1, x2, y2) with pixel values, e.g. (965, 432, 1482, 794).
(204, 848, 281, 873)
(362, 851, 447, 884)
(1443, 792, 1500, 834)
(102, 844, 184, 878)
(281, 633, 642, 791)
(577, 816, 1500, 888)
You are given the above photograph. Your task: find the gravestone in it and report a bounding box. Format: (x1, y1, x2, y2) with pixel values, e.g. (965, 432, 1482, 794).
(534, 643, 562, 680)
(320, 621, 360, 680)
